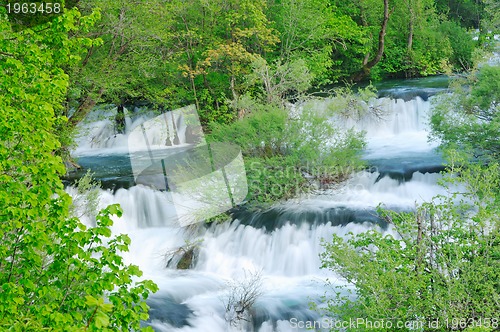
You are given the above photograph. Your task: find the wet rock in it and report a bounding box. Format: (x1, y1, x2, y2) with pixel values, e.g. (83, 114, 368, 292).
(166, 246, 199, 270)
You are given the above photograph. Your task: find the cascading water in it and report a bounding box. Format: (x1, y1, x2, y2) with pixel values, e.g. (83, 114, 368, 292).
(68, 83, 451, 331)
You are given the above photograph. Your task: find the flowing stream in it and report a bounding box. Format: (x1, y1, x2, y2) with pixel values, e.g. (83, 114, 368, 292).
(68, 78, 451, 331)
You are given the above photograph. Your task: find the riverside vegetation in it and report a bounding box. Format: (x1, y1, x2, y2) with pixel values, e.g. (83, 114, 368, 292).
(1, 0, 499, 330)
(320, 66, 500, 331)
(0, 7, 157, 331)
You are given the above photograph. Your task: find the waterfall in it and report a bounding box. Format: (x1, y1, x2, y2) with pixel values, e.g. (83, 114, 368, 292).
(73, 105, 194, 156)
(73, 105, 157, 155)
(70, 92, 450, 331)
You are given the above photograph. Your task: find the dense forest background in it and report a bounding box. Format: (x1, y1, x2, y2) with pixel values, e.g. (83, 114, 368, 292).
(65, 0, 499, 127)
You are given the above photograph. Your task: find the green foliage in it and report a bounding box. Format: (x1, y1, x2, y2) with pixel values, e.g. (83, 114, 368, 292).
(321, 157, 500, 331)
(430, 65, 500, 161)
(69, 0, 173, 112)
(207, 93, 366, 204)
(5, 1, 83, 34)
(469, 65, 500, 111)
(244, 57, 313, 106)
(244, 155, 308, 203)
(409, 27, 453, 76)
(196, 87, 234, 126)
(376, 0, 470, 77)
(439, 21, 475, 71)
(70, 170, 101, 220)
(267, 0, 366, 84)
(435, 0, 485, 29)
(60, 0, 492, 129)
(325, 85, 379, 119)
(166, 0, 278, 122)
(209, 105, 288, 159)
(328, 0, 484, 80)
(483, 0, 500, 33)
(0, 8, 157, 330)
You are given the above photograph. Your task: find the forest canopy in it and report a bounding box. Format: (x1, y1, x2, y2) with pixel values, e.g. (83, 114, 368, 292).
(59, 0, 499, 126)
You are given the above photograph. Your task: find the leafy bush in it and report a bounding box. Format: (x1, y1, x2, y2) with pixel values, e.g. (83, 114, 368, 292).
(197, 87, 234, 126)
(439, 21, 475, 71)
(243, 57, 313, 106)
(0, 9, 157, 330)
(321, 157, 500, 331)
(430, 65, 500, 161)
(208, 97, 366, 204)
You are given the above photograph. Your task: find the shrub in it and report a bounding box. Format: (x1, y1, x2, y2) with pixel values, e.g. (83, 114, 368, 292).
(430, 65, 500, 162)
(0, 9, 157, 330)
(320, 155, 500, 331)
(208, 99, 366, 204)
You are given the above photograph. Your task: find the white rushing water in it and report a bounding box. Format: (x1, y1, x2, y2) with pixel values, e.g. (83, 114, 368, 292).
(69, 94, 448, 331)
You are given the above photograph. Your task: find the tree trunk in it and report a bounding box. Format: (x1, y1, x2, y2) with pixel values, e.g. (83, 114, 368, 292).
(115, 103, 126, 134)
(190, 74, 200, 111)
(353, 0, 392, 81)
(365, 0, 390, 69)
(407, 21, 413, 52)
(407, 1, 414, 52)
(230, 75, 238, 101)
(68, 88, 105, 126)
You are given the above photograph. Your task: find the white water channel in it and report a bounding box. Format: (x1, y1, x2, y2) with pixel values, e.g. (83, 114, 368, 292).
(69, 93, 449, 331)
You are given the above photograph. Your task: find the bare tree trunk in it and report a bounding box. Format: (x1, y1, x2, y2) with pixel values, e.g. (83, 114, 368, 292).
(353, 0, 393, 81)
(407, 19, 414, 51)
(230, 74, 239, 108)
(366, 0, 391, 68)
(190, 75, 200, 111)
(407, 0, 414, 51)
(416, 209, 424, 272)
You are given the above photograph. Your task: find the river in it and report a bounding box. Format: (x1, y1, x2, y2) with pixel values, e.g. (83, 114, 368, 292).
(67, 77, 451, 331)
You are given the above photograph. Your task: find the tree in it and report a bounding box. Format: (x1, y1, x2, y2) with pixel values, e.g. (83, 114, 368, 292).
(188, 0, 278, 116)
(430, 65, 500, 162)
(328, 0, 404, 80)
(0, 6, 157, 330)
(266, 0, 366, 84)
(356, 0, 393, 80)
(483, 0, 500, 33)
(438, 20, 475, 71)
(329, 0, 480, 80)
(382, 0, 458, 76)
(243, 57, 313, 107)
(67, 0, 175, 125)
(435, 0, 485, 30)
(147, 0, 279, 124)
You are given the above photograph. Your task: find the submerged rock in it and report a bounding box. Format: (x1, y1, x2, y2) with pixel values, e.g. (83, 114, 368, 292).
(145, 294, 193, 328)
